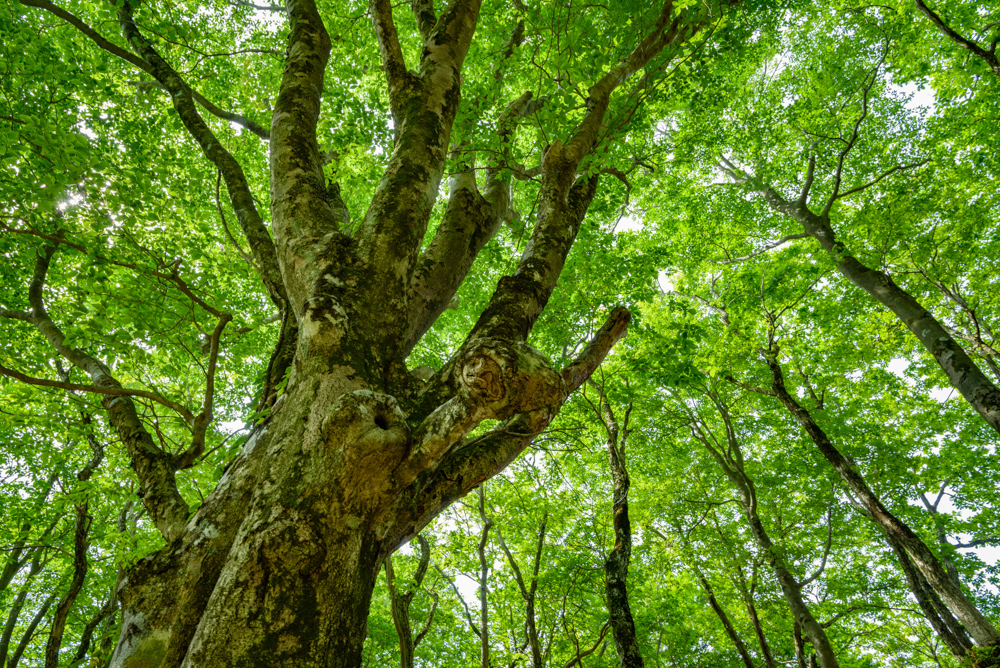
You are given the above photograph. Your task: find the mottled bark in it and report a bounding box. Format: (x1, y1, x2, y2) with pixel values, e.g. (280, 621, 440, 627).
(592, 390, 644, 668)
(889, 540, 974, 657)
(65, 1, 730, 665)
(766, 354, 1000, 648)
(118, 2, 286, 311)
(477, 488, 493, 668)
(697, 575, 755, 668)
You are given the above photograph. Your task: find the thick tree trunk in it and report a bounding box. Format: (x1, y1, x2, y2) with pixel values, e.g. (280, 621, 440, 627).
(766, 355, 1000, 649)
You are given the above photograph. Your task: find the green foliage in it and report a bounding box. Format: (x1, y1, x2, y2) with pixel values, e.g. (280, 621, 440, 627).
(2, 0, 1000, 665)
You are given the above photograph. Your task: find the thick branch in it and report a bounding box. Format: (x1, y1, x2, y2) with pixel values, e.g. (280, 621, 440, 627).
(385, 307, 630, 548)
(403, 91, 541, 354)
(268, 0, 344, 319)
(411, 0, 437, 42)
(371, 0, 413, 121)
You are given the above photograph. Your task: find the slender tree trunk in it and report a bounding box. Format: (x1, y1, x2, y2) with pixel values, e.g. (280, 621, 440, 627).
(597, 395, 645, 668)
(793, 621, 808, 668)
(0, 553, 44, 666)
(689, 395, 840, 668)
(478, 487, 494, 668)
(385, 534, 436, 668)
(697, 574, 755, 668)
(766, 355, 1000, 649)
(759, 195, 1000, 435)
(8, 593, 57, 668)
(496, 516, 546, 668)
(746, 597, 778, 668)
(45, 502, 92, 668)
(888, 540, 973, 657)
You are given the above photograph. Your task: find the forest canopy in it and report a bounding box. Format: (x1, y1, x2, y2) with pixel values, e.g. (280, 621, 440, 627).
(1, 0, 1000, 666)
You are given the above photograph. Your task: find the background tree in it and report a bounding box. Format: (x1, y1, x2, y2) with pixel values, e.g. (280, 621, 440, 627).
(3, 0, 1000, 667)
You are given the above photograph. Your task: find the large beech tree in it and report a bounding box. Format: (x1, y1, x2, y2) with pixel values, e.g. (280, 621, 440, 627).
(5, 0, 1000, 667)
(0, 0, 748, 665)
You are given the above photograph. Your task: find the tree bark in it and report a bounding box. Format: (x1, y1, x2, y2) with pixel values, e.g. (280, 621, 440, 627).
(889, 540, 973, 657)
(750, 186, 1000, 436)
(765, 354, 1000, 649)
(477, 487, 493, 668)
(385, 534, 437, 668)
(593, 391, 645, 668)
(734, 562, 779, 668)
(8, 0, 730, 665)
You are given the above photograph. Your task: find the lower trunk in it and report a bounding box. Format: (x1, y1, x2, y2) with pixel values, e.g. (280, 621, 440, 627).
(745, 514, 839, 668)
(766, 356, 1000, 649)
(889, 540, 973, 657)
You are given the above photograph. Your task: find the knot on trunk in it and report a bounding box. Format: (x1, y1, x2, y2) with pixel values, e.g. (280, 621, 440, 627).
(323, 390, 412, 491)
(461, 356, 504, 401)
(458, 340, 565, 420)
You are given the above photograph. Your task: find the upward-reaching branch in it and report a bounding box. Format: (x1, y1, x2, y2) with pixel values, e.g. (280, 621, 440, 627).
(403, 90, 541, 354)
(19, 0, 270, 139)
(371, 0, 414, 122)
(117, 2, 287, 314)
(466, 0, 730, 345)
(269, 0, 343, 317)
(915, 0, 1000, 77)
(411, 0, 437, 43)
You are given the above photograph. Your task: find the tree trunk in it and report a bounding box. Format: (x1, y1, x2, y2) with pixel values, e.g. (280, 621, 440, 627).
(596, 393, 645, 668)
(889, 540, 973, 657)
(760, 194, 1000, 436)
(697, 574, 755, 668)
(386, 534, 436, 668)
(20, 0, 718, 664)
(690, 395, 840, 668)
(766, 354, 1000, 649)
